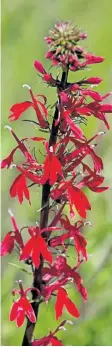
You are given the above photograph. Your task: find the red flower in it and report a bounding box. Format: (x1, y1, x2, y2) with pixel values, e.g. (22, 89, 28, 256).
(10, 281, 37, 327)
(9, 86, 48, 128)
(76, 101, 112, 129)
(83, 77, 102, 85)
(0, 232, 15, 256)
(41, 146, 63, 185)
(32, 321, 67, 346)
(1, 147, 18, 169)
(67, 184, 91, 218)
(34, 60, 46, 74)
(55, 287, 80, 320)
(0, 210, 24, 256)
(83, 53, 104, 65)
(34, 60, 56, 86)
(60, 217, 88, 261)
(10, 173, 30, 204)
(20, 226, 53, 268)
(4, 126, 34, 163)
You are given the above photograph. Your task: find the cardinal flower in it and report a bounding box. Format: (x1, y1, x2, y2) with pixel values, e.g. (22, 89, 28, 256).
(0, 210, 24, 256)
(10, 173, 30, 204)
(32, 321, 67, 346)
(9, 85, 48, 128)
(10, 281, 38, 327)
(20, 226, 54, 268)
(41, 146, 63, 185)
(55, 287, 80, 320)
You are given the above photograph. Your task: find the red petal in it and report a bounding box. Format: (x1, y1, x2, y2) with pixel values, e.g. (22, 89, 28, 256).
(39, 235, 52, 264)
(1, 147, 18, 169)
(9, 301, 18, 321)
(65, 297, 80, 318)
(82, 90, 102, 102)
(101, 104, 112, 113)
(55, 288, 66, 320)
(9, 101, 32, 121)
(10, 174, 30, 204)
(32, 242, 41, 268)
(23, 297, 36, 323)
(0, 232, 14, 256)
(84, 77, 102, 85)
(68, 185, 91, 219)
(20, 237, 35, 261)
(34, 60, 46, 75)
(16, 309, 25, 327)
(50, 337, 63, 346)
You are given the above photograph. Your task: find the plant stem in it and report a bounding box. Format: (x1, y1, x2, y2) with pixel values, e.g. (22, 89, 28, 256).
(22, 68, 68, 346)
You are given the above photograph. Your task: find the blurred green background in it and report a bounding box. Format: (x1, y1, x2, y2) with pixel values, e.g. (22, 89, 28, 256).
(1, 0, 112, 345)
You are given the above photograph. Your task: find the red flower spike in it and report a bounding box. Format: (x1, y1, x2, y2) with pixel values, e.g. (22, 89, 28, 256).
(20, 227, 52, 268)
(10, 282, 36, 327)
(55, 287, 80, 320)
(10, 174, 30, 204)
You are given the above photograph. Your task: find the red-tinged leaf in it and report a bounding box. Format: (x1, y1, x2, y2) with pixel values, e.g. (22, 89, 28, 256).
(50, 337, 63, 346)
(20, 237, 35, 261)
(9, 101, 32, 121)
(34, 60, 46, 74)
(10, 174, 30, 204)
(0, 232, 15, 256)
(65, 297, 80, 318)
(1, 147, 18, 169)
(101, 104, 112, 113)
(30, 136, 46, 142)
(10, 301, 18, 321)
(55, 288, 66, 320)
(23, 297, 36, 323)
(39, 235, 52, 264)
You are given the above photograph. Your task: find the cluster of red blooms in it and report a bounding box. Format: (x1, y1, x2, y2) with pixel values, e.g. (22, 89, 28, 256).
(1, 21, 112, 345)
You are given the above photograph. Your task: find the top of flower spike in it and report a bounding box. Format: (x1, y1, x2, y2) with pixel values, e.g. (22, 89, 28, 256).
(45, 21, 104, 70)
(45, 21, 87, 69)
